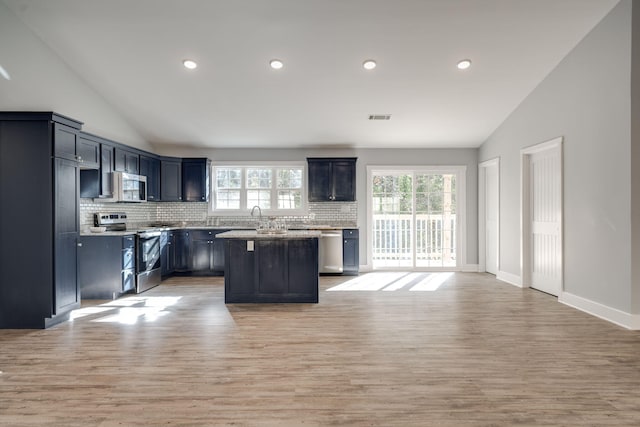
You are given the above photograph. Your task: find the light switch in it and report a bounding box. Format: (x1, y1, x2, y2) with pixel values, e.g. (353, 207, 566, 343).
(247, 240, 254, 251)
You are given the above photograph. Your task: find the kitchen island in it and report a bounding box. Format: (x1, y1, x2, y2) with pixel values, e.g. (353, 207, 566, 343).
(216, 230, 321, 303)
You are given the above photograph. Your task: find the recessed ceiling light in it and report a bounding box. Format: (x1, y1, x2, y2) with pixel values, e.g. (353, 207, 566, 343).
(457, 59, 472, 70)
(183, 59, 197, 70)
(270, 59, 284, 70)
(363, 60, 377, 70)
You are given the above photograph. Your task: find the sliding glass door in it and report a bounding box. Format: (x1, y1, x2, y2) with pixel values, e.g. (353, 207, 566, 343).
(369, 167, 464, 270)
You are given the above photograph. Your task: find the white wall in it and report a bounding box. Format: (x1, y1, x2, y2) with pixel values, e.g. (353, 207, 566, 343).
(0, 2, 150, 150)
(479, 1, 634, 313)
(154, 146, 479, 269)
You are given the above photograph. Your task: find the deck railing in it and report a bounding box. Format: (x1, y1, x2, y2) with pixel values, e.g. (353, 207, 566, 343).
(372, 214, 456, 267)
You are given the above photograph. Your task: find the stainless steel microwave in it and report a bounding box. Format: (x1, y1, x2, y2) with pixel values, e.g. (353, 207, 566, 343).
(106, 171, 147, 203)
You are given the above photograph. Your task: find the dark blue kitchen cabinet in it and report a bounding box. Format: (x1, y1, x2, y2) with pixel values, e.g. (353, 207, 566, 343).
(161, 231, 176, 277)
(78, 132, 107, 198)
(174, 230, 190, 272)
(307, 157, 357, 202)
(189, 229, 229, 275)
(182, 158, 211, 202)
(76, 133, 100, 168)
(224, 237, 319, 303)
(342, 229, 359, 275)
(0, 112, 83, 328)
(140, 154, 161, 201)
(100, 143, 115, 198)
(161, 157, 182, 201)
(79, 235, 136, 299)
(114, 147, 139, 174)
(54, 157, 81, 313)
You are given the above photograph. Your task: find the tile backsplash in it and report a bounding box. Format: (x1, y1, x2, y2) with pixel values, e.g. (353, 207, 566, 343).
(79, 200, 357, 229)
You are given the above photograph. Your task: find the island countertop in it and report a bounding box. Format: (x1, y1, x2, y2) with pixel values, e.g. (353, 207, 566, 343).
(216, 230, 321, 239)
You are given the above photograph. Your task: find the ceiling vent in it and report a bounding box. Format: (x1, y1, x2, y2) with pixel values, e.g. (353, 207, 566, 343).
(368, 114, 391, 120)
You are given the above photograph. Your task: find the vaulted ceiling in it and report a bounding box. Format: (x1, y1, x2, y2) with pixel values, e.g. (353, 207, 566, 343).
(2, 0, 620, 148)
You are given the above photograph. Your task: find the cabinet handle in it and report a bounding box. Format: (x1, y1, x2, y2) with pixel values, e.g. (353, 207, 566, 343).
(77, 242, 83, 247)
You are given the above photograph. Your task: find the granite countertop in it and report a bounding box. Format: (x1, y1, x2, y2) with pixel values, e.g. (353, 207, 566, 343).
(216, 230, 322, 239)
(80, 224, 355, 237)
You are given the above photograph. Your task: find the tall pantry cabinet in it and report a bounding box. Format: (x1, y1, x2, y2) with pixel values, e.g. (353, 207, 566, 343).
(0, 112, 83, 328)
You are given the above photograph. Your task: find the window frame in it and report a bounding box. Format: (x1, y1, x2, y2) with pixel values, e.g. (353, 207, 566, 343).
(209, 161, 308, 216)
(366, 165, 467, 271)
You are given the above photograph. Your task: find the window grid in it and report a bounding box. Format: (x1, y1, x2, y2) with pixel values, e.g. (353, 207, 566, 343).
(212, 164, 306, 214)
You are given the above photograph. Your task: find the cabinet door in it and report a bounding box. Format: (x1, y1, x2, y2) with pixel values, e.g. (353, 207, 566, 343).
(115, 148, 139, 174)
(140, 155, 161, 201)
(190, 239, 212, 272)
(174, 231, 190, 271)
(288, 239, 319, 296)
(257, 240, 287, 294)
(308, 160, 331, 202)
(53, 123, 77, 162)
(76, 136, 100, 168)
(161, 232, 176, 276)
(225, 239, 256, 298)
(100, 144, 115, 197)
(161, 159, 182, 201)
(54, 158, 80, 314)
(212, 238, 225, 272)
(332, 160, 356, 201)
(343, 230, 359, 274)
(182, 159, 210, 202)
(125, 152, 139, 174)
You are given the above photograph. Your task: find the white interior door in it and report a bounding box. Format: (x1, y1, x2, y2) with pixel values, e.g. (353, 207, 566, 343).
(528, 145, 562, 296)
(485, 163, 499, 275)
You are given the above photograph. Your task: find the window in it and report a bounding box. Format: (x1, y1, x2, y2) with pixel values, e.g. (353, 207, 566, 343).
(367, 166, 466, 270)
(211, 163, 306, 215)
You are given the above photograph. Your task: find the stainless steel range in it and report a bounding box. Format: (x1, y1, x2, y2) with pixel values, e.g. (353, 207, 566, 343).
(94, 212, 161, 294)
(94, 212, 128, 231)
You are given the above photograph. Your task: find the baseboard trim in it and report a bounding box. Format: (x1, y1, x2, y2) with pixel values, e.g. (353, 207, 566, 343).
(462, 264, 479, 272)
(559, 292, 640, 330)
(496, 270, 523, 287)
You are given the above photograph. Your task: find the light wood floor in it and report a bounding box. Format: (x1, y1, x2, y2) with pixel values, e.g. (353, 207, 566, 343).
(2, 273, 640, 426)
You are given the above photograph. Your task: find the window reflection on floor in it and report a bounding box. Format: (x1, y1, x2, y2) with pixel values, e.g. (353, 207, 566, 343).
(70, 296, 182, 324)
(326, 272, 453, 292)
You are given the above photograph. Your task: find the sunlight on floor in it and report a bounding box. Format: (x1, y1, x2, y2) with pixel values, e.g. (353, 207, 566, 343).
(70, 296, 182, 324)
(326, 272, 453, 292)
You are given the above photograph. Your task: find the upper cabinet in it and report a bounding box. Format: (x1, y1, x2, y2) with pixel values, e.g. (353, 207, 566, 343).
(307, 157, 357, 202)
(114, 147, 139, 174)
(139, 155, 161, 201)
(182, 158, 211, 202)
(54, 125, 99, 169)
(161, 157, 182, 202)
(76, 134, 100, 169)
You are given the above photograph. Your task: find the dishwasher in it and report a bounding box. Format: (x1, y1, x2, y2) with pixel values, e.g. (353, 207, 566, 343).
(318, 230, 343, 273)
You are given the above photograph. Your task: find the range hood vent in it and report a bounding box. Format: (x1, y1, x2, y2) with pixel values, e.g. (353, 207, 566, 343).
(368, 114, 391, 120)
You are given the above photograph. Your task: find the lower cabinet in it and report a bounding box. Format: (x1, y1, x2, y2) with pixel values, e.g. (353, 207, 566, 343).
(189, 229, 229, 276)
(342, 229, 359, 275)
(79, 234, 136, 299)
(174, 230, 190, 272)
(225, 238, 319, 303)
(160, 231, 175, 277)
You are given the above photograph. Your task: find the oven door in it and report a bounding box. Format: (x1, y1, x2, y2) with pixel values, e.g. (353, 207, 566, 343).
(137, 231, 161, 273)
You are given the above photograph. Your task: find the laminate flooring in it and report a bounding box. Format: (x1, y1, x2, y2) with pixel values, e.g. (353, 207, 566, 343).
(2, 273, 640, 426)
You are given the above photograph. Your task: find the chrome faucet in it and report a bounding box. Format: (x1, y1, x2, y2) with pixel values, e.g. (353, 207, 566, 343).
(250, 205, 262, 223)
